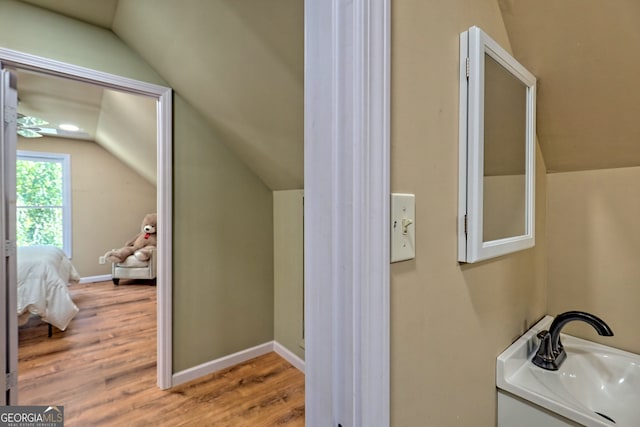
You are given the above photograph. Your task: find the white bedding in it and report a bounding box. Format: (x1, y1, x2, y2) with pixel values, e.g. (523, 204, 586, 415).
(17, 245, 80, 331)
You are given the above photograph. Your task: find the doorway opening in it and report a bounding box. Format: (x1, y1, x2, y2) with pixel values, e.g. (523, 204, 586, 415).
(1, 48, 173, 397)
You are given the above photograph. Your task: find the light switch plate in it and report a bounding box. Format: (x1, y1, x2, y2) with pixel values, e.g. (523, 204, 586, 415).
(391, 193, 415, 262)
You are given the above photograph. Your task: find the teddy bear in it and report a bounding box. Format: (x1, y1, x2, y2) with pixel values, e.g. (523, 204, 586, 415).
(103, 213, 157, 263)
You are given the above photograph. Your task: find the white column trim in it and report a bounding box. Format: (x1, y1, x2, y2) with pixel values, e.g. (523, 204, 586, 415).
(305, 0, 390, 425)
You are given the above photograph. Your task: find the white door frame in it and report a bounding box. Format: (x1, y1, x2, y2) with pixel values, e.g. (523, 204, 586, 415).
(304, 0, 391, 426)
(0, 48, 174, 390)
(1, 67, 19, 404)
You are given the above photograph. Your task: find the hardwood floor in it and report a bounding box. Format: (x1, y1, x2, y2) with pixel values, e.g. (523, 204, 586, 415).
(18, 280, 305, 426)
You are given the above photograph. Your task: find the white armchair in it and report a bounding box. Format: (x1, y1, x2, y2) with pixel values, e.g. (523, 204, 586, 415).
(111, 248, 156, 285)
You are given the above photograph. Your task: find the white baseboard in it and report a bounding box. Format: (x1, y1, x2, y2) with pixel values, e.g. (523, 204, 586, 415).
(171, 341, 306, 387)
(172, 342, 273, 387)
(79, 274, 111, 284)
(274, 341, 305, 373)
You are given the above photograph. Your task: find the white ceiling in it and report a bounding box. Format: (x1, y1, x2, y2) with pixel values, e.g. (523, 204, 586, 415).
(17, 69, 101, 140)
(15, 67, 158, 185)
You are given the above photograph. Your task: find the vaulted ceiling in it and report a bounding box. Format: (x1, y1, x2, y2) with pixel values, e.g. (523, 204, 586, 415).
(13, 0, 638, 183)
(18, 0, 118, 29)
(16, 69, 158, 185)
(15, 0, 303, 190)
(498, 0, 640, 173)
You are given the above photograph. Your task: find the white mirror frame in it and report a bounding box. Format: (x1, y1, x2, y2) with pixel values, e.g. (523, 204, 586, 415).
(458, 26, 537, 263)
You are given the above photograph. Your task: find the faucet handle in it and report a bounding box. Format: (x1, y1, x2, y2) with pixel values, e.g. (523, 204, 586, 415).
(532, 330, 560, 370)
(536, 330, 562, 355)
(555, 337, 564, 356)
(535, 330, 552, 358)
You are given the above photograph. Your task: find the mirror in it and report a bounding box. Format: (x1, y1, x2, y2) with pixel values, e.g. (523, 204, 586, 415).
(458, 26, 537, 263)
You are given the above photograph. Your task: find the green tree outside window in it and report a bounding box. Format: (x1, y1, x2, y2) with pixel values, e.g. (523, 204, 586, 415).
(16, 152, 70, 253)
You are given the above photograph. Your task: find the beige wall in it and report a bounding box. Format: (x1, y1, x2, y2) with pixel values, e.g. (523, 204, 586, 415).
(1, 0, 274, 373)
(273, 190, 304, 360)
(391, 1, 547, 425)
(547, 167, 640, 354)
(17, 136, 156, 277)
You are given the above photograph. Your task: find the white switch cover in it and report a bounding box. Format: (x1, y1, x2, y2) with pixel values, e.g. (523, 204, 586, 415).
(391, 193, 415, 262)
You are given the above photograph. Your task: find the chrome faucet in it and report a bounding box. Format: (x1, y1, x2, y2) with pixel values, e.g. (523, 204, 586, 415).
(532, 311, 614, 371)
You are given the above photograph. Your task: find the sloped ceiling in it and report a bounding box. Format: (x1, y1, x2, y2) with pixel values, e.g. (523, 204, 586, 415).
(112, 0, 303, 190)
(23, 1, 637, 178)
(16, 0, 118, 29)
(498, 0, 640, 173)
(17, 69, 102, 139)
(16, 69, 157, 185)
(15, 0, 304, 190)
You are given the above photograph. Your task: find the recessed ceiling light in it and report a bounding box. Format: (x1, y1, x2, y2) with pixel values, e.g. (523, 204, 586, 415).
(59, 123, 79, 132)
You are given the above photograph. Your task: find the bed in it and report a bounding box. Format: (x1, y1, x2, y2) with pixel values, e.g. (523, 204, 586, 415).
(17, 245, 80, 333)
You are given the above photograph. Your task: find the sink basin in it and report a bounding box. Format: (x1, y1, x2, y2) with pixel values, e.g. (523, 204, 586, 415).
(497, 316, 640, 426)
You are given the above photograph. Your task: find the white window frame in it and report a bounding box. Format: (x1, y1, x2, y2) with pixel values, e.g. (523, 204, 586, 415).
(16, 150, 72, 258)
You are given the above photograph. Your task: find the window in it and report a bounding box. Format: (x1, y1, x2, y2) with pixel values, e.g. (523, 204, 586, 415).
(16, 151, 72, 257)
